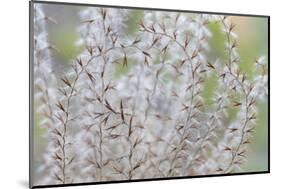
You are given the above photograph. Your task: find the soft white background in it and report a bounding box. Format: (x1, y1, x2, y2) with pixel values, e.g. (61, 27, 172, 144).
(0, 0, 276, 188)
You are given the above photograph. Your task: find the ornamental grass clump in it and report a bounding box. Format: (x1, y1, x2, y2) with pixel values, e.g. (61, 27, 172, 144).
(32, 5, 268, 186)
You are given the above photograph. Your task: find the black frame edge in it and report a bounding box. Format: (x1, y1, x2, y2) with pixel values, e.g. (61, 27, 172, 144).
(267, 16, 270, 173)
(32, 171, 269, 189)
(29, 1, 34, 188)
(32, 0, 269, 18)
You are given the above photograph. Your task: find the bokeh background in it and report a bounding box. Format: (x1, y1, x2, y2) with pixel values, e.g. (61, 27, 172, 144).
(33, 3, 268, 177)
